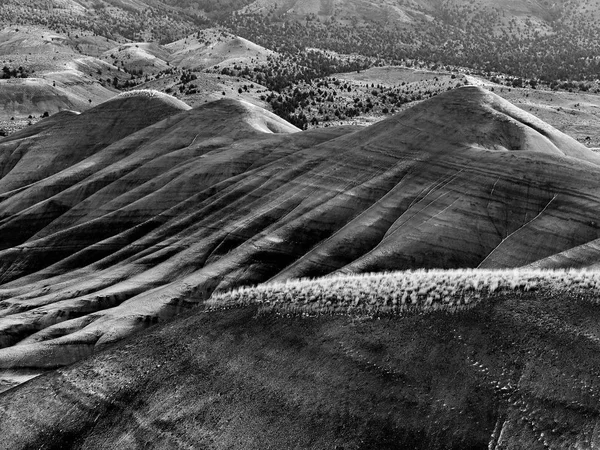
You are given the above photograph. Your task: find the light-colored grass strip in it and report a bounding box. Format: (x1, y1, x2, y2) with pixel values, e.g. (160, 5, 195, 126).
(206, 269, 600, 317)
(116, 89, 166, 99)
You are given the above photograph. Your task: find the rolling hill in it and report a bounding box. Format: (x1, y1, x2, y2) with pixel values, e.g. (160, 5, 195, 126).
(0, 26, 123, 123)
(1, 75, 600, 448)
(166, 29, 274, 71)
(0, 25, 280, 127)
(102, 42, 171, 74)
(4, 1, 600, 448)
(2, 86, 600, 388)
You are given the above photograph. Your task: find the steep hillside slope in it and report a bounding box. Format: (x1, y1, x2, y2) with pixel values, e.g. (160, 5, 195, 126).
(3, 281, 600, 449)
(2, 86, 600, 380)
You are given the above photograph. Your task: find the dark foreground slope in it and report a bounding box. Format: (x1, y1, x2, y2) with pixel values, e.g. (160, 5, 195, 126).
(3, 86, 600, 378)
(2, 286, 600, 449)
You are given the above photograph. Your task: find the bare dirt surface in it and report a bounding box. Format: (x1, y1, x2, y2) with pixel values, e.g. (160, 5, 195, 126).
(3, 86, 600, 384)
(2, 289, 600, 449)
(166, 28, 275, 71)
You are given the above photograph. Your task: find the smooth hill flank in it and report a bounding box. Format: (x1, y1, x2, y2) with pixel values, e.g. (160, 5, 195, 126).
(0, 26, 124, 122)
(0, 25, 78, 57)
(4, 86, 600, 384)
(4, 270, 600, 449)
(166, 30, 275, 70)
(0, 77, 115, 121)
(101, 42, 171, 74)
(0, 90, 190, 196)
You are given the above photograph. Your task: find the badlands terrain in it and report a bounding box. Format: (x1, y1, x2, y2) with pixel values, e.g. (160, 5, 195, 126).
(0, 26, 276, 127)
(4, 0, 600, 448)
(2, 85, 600, 447)
(3, 23, 600, 148)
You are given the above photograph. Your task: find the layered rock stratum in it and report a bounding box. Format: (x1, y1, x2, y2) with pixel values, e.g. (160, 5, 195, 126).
(3, 86, 600, 448)
(2, 86, 600, 374)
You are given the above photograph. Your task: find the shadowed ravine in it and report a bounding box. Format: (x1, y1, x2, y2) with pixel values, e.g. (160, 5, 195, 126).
(2, 86, 600, 400)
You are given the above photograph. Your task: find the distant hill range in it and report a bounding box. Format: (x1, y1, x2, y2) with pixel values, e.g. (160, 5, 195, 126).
(4, 0, 600, 133)
(2, 0, 600, 82)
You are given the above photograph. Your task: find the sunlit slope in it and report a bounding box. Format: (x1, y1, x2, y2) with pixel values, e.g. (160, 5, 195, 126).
(0, 27, 121, 121)
(0, 76, 116, 121)
(0, 91, 191, 198)
(102, 42, 171, 74)
(3, 281, 600, 449)
(2, 86, 600, 373)
(166, 31, 275, 70)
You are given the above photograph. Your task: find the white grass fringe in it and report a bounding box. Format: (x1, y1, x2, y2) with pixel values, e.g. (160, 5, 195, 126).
(206, 268, 600, 317)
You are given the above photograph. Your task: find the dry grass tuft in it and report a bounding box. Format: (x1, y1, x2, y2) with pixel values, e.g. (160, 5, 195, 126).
(207, 269, 600, 317)
(116, 89, 169, 99)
